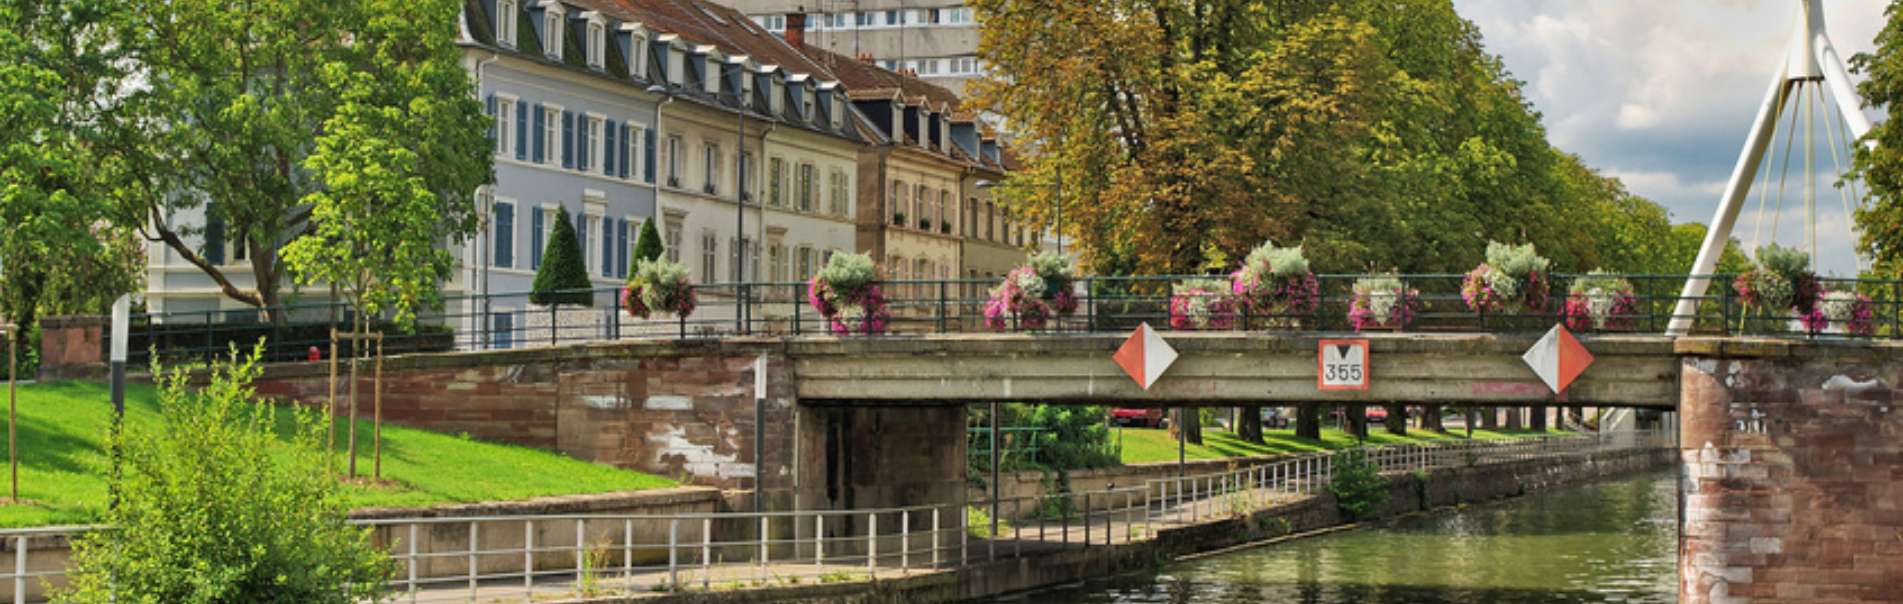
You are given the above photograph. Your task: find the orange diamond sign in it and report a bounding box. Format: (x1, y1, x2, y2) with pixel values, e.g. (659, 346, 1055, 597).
(1113, 323, 1177, 391)
(1523, 324, 1593, 395)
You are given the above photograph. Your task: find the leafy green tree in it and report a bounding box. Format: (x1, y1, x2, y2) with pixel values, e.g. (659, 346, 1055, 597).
(533, 207, 594, 307)
(1851, 1, 1903, 276)
(58, 345, 393, 603)
(1327, 448, 1389, 521)
(631, 219, 666, 269)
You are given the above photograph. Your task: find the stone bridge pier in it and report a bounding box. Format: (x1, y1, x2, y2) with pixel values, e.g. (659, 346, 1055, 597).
(1677, 339, 1903, 603)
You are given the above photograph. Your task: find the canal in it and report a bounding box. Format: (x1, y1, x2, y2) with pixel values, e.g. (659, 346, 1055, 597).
(1030, 471, 1677, 604)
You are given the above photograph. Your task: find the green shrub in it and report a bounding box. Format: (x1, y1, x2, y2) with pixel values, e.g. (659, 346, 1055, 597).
(1326, 448, 1389, 522)
(631, 218, 665, 266)
(532, 207, 594, 307)
(58, 344, 393, 603)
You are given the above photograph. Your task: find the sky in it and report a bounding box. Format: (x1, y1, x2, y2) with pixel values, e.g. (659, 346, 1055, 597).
(1454, 0, 1887, 276)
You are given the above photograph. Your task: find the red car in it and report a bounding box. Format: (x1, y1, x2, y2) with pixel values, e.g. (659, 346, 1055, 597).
(1111, 408, 1166, 428)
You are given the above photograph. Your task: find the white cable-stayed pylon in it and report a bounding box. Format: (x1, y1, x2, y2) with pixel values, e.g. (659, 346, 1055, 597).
(1667, 0, 1877, 336)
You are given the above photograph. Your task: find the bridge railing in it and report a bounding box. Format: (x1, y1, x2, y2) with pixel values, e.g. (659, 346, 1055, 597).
(114, 273, 1903, 366)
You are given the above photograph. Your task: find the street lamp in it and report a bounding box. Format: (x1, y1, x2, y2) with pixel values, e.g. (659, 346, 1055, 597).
(976, 177, 1063, 255)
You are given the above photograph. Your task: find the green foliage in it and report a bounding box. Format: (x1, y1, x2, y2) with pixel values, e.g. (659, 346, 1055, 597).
(58, 346, 394, 603)
(816, 252, 877, 291)
(1850, 2, 1903, 276)
(1244, 241, 1310, 278)
(1326, 448, 1389, 521)
(965, 505, 1011, 538)
(1755, 244, 1813, 279)
(1484, 241, 1551, 278)
(1027, 251, 1076, 291)
(532, 207, 594, 307)
(631, 219, 666, 268)
(1024, 405, 1122, 471)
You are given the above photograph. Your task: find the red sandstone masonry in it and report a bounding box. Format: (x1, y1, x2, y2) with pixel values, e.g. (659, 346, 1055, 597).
(1678, 338, 1903, 604)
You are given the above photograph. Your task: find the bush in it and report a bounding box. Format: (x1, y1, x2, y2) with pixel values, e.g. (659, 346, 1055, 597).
(1326, 448, 1388, 521)
(631, 218, 665, 265)
(532, 206, 593, 307)
(58, 344, 393, 603)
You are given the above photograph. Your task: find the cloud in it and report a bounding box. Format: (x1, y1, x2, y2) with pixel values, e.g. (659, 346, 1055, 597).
(1455, 0, 1885, 275)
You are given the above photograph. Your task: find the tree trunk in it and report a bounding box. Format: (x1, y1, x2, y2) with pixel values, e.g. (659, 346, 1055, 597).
(1296, 405, 1320, 440)
(1506, 406, 1523, 430)
(1344, 405, 1367, 440)
(1384, 403, 1407, 436)
(1171, 407, 1204, 446)
(1237, 405, 1263, 444)
(1480, 406, 1499, 429)
(1424, 404, 1444, 432)
(1530, 405, 1547, 432)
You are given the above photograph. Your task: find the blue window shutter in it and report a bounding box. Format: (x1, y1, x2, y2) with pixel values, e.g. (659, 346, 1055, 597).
(619, 125, 632, 178)
(562, 111, 575, 169)
(485, 94, 497, 143)
(604, 119, 618, 176)
(643, 129, 656, 182)
(574, 212, 587, 270)
(530, 209, 545, 269)
(515, 100, 528, 160)
(532, 104, 545, 163)
(618, 219, 630, 277)
(601, 216, 614, 277)
(494, 202, 514, 268)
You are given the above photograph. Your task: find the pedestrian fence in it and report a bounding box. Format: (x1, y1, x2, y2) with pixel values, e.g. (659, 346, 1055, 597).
(0, 430, 1669, 603)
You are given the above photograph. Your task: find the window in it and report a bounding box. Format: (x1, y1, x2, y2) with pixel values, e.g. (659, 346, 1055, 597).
(884, 10, 901, 26)
(494, 98, 515, 157)
(917, 184, 931, 229)
(665, 136, 682, 186)
(768, 157, 784, 207)
(587, 22, 605, 68)
(888, 181, 900, 224)
(497, 0, 518, 47)
(542, 107, 560, 165)
(632, 36, 647, 78)
(760, 15, 785, 31)
(493, 201, 515, 268)
(615, 218, 630, 277)
(664, 218, 683, 264)
(855, 11, 871, 27)
(739, 151, 753, 203)
(491, 313, 514, 350)
(577, 213, 592, 274)
(203, 203, 226, 264)
(939, 190, 951, 234)
(796, 245, 814, 280)
(599, 215, 615, 278)
(581, 117, 602, 172)
(627, 125, 643, 181)
(531, 207, 548, 268)
(700, 230, 718, 283)
(801, 90, 815, 122)
(701, 142, 720, 196)
(797, 163, 815, 212)
(829, 168, 848, 217)
(544, 11, 564, 58)
(769, 243, 785, 282)
(928, 8, 942, 24)
(918, 59, 939, 75)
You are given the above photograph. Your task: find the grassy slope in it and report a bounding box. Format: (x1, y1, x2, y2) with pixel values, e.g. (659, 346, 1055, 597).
(0, 381, 675, 528)
(1115, 425, 1569, 465)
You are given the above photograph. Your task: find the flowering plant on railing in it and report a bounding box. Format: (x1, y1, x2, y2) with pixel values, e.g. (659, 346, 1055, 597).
(1734, 245, 1821, 331)
(807, 252, 890, 335)
(622, 258, 697, 319)
(1561, 271, 1637, 332)
(983, 252, 1078, 330)
(1461, 241, 1551, 313)
(1169, 278, 1239, 331)
(1347, 275, 1420, 331)
(1816, 289, 1876, 336)
(1229, 241, 1319, 326)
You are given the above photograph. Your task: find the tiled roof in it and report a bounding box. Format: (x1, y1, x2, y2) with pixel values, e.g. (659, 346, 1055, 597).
(603, 0, 841, 85)
(795, 46, 963, 112)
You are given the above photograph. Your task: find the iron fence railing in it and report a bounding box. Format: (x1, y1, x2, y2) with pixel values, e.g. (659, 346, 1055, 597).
(109, 273, 1903, 366)
(2, 430, 1670, 603)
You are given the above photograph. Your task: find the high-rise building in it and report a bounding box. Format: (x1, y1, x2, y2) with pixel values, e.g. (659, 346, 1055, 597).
(720, 1, 984, 95)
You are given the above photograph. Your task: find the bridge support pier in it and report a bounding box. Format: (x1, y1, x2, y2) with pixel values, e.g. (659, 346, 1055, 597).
(1530, 405, 1547, 432)
(1678, 341, 1903, 603)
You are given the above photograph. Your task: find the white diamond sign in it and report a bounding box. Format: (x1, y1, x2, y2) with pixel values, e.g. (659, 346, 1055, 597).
(1523, 324, 1594, 395)
(1113, 323, 1177, 390)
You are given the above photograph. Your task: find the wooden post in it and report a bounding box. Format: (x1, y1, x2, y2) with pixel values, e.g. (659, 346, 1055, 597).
(3, 324, 14, 502)
(373, 334, 385, 479)
(327, 328, 339, 471)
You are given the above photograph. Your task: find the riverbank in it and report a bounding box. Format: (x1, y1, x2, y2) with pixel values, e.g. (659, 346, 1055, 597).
(568, 438, 1673, 604)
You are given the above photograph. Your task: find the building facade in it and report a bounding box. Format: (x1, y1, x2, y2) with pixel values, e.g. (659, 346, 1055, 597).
(727, 0, 984, 95)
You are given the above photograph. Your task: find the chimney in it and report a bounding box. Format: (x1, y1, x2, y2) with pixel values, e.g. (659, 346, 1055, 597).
(783, 13, 806, 49)
(855, 52, 874, 63)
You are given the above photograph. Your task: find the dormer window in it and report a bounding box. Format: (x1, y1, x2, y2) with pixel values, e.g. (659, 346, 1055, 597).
(769, 77, 783, 115)
(543, 8, 564, 59)
(631, 34, 647, 78)
(704, 56, 720, 94)
(741, 73, 754, 108)
(801, 86, 815, 122)
(586, 19, 604, 68)
(497, 0, 518, 47)
(831, 96, 843, 128)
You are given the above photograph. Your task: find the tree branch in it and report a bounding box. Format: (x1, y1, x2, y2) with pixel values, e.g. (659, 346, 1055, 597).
(147, 206, 267, 308)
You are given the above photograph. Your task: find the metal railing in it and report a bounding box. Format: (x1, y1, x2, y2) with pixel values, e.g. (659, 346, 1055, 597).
(113, 273, 1903, 367)
(1, 430, 1670, 603)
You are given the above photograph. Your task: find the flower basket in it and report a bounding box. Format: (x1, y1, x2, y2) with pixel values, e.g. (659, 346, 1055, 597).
(1229, 241, 1319, 328)
(1347, 275, 1420, 332)
(1561, 272, 1638, 332)
(983, 252, 1078, 331)
(1732, 244, 1822, 333)
(623, 258, 697, 319)
(1816, 290, 1876, 336)
(1169, 278, 1239, 331)
(1461, 242, 1551, 314)
(807, 253, 891, 335)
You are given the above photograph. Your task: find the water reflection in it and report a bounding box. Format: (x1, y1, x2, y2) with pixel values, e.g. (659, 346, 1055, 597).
(1029, 472, 1677, 604)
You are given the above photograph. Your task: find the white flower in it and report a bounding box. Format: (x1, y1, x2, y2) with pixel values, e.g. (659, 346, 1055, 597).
(1820, 290, 1858, 323)
(1585, 288, 1616, 328)
(1367, 290, 1397, 323)
(1485, 268, 1520, 301)
(1014, 270, 1047, 299)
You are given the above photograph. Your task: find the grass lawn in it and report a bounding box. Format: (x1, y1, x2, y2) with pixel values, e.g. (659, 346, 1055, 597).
(0, 381, 676, 528)
(1114, 424, 1571, 465)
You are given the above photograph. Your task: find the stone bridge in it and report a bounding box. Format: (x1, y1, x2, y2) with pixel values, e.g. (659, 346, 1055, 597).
(224, 332, 1900, 604)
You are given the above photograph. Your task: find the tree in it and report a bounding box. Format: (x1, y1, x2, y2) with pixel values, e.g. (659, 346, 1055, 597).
(1852, 1, 1903, 276)
(532, 207, 594, 307)
(631, 218, 666, 268)
(58, 345, 393, 603)
(79, 0, 489, 318)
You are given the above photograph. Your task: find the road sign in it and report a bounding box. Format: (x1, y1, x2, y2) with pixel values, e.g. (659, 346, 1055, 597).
(1113, 323, 1177, 391)
(1317, 339, 1370, 391)
(1524, 324, 1594, 395)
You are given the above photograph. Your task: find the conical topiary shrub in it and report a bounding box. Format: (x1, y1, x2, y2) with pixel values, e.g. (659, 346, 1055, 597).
(631, 218, 665, 265)
(531, 207, 594, 307)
